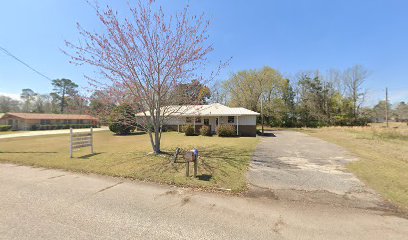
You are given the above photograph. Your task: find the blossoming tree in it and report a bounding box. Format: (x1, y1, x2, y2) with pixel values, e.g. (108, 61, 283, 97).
(65, 0, 217, 154)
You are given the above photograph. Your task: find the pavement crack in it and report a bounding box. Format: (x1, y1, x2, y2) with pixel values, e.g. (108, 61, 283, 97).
(48, 174, 65, 179)
(96, 182, 123, 194)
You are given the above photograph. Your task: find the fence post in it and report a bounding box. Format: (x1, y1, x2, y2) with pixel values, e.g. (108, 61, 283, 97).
(70, 128, 73, 158)
(186, 161, 190, 177)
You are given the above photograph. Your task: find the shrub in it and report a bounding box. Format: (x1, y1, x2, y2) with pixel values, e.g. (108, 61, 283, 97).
(216, 125, 237, 137)
(108, 104, 137, 135)
(199, 125, 212, 136)
(182, 124, 195, 136)
(30, 125, 38, 131)
(0, 125, 12, 131)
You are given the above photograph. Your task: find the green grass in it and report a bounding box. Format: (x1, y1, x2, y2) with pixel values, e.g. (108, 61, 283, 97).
(300, 126, 408, 211)
(0, 131, 258, 192)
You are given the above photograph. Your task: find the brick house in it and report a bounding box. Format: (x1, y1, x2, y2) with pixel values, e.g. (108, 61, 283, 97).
(136, 103, 260, 137)
(0, 113, 99, 131)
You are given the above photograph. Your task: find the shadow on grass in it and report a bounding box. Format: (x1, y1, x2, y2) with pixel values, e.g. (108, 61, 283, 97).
(113, 132, 147, 136)
(78, 152, 104, 159)
(257, 132, 276, 137)
(0, 151, 57, 154)
(197, 174, 212, 181)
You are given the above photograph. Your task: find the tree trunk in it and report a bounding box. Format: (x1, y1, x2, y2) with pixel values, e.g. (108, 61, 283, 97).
(61, 88, 65, 113)
(154, 128, 161, 154)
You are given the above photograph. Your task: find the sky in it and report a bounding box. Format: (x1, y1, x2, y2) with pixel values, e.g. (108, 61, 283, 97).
(0, 0, 407, 106)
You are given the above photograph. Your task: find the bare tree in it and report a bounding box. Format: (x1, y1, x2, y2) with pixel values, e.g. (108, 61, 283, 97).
(65, 0, 218, 154)
(0, 95, 21, 112)
(20, 88, 37, 112)
(343, 65, 369, 119)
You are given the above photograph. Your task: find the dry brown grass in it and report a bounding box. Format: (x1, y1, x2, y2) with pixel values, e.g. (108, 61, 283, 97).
(300, 125, 408, 211)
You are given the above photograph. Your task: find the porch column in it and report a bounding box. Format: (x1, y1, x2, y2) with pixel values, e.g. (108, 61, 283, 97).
(193, 117, 196, 134)
(236, 116, 239, 136)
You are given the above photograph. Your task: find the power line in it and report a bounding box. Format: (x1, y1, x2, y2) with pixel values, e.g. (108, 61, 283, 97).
(0, 45, 53, 81)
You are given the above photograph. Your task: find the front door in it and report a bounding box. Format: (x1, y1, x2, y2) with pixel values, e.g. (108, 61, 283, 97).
(204, 118, 210, 131)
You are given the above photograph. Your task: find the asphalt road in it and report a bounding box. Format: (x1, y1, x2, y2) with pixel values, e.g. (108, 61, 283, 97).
(1, 163, 408, 240)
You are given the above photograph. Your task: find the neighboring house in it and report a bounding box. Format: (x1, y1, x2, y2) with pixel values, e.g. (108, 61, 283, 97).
(0, 113, 99, 131)
(136, 103, 260, 137)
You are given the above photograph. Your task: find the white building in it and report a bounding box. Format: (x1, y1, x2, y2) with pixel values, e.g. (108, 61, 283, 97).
(136, 103, 260, 137)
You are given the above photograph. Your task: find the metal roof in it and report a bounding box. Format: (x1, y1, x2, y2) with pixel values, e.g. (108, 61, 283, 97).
(136, 103, 260, 117)
(1, 113, 98, 121)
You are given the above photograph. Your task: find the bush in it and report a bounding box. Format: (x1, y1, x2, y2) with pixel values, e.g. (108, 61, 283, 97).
(109, 122, 134, 135)
(0, 125, 12, 131)
(30, 125, 38, 131)
(182, 124, 195, 136)
(216, 125, 237, 137)
(199, 125, 212, 136)
(108, 104, 137, 135)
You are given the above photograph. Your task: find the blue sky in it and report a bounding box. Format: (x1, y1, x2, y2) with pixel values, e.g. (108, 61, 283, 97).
(0, 0, 407, 106)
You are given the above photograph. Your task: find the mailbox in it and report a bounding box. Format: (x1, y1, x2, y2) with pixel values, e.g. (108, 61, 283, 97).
(184, 151, 195, 162)
(185, 149, 199, 177)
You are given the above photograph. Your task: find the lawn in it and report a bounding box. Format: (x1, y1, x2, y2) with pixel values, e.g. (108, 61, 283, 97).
(0, 131, 258, 192)
(0, 131, 24, 135)
(300, 125, 408, 211)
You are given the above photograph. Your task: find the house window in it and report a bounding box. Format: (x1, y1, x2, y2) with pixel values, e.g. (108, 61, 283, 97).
(204, 119, 209, 126)
(195, 118, 201, 123)
(8, 119, 13, 125)
(186, 117, 192, 123)
(40, 119, 51, 125)
(228, 116, 235, 123)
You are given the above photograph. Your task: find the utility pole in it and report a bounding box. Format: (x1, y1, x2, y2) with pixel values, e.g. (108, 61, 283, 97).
(261, 97, 264, 135)
(385, 87, 389, 128)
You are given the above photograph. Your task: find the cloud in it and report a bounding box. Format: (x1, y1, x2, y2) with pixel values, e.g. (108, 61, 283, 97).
(0, 92, 21, 100)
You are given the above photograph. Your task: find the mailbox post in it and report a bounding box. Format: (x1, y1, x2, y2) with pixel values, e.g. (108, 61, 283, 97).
(184, 149, 198, 177)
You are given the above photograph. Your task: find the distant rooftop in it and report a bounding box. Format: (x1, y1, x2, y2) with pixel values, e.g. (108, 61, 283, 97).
(1, 113, 98, 121)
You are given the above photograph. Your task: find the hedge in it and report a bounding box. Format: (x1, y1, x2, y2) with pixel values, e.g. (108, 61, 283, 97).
(30, 124, 96, 131)
(0, 125, 12, 131)
(216, 125, 237, 137)
(199, 125, 212, 136)
(182, 125, 195, 136)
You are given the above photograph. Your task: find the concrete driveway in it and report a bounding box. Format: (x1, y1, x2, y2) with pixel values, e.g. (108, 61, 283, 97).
(1, 163, 408, 240)
(248, 131, 385, 209)
(0, 127, 109, 139)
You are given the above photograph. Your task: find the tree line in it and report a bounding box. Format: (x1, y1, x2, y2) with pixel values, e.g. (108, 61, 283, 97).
(217, 65, 408, 127)
(0, 78, 87, 114)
